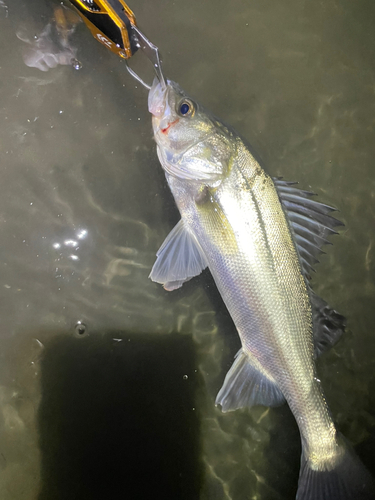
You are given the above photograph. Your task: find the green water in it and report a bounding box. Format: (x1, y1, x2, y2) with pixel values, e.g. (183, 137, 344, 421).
(0, 0, 374, 498)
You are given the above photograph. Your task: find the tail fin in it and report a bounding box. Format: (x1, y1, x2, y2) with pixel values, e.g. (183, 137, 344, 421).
(296, 436, 375, 500)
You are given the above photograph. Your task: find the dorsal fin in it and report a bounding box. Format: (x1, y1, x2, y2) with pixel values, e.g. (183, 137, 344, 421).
(273, 178, 346, 357)
(273, 178, 344, 277)
(310, 290, 346, 358)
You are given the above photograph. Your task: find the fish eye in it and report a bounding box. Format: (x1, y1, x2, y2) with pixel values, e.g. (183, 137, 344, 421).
(178, 99, 194, 117)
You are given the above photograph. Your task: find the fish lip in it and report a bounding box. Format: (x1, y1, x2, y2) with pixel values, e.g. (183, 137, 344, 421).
(156, 129, 214, 157)
(148, 78, 170, 117)
(161, 118, 179, 134)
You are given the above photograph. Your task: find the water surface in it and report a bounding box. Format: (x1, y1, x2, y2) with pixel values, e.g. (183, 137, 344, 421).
(0, 0, 374, 498)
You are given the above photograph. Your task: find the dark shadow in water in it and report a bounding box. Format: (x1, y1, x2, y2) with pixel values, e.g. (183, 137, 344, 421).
(38, 331, 203, 500)
(357, 429, 375, 477)
(261, 405, 301, 500)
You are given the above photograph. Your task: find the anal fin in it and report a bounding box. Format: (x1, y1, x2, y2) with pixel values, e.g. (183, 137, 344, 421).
(215, 349, 285, 412)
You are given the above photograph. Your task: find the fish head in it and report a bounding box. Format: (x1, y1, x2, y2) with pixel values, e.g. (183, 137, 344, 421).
(148, 79, 234, 184)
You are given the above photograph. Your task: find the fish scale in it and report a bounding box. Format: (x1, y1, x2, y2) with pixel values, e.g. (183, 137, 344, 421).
(169, 140, 331, 448)
(148, 78, 375, 499)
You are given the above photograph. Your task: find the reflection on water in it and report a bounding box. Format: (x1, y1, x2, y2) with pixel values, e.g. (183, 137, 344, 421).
(0, 0, 374, 499)
(16, 4, 81, 71)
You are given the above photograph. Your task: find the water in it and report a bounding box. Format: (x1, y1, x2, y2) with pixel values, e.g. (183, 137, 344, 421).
(0, 0, 374, 498)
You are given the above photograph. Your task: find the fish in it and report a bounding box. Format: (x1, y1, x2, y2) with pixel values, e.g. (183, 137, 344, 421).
(147, 78, 375, 500)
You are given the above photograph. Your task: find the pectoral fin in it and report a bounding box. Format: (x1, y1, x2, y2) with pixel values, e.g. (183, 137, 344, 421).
(216, 349, 285, 412)
(149, 219, 208, 291)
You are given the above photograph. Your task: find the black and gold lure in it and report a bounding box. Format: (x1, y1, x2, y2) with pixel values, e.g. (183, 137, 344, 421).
(68, 0, 166, 88)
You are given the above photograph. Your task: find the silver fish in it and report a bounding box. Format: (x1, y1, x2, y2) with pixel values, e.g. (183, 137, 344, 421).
(148, 79, 374, 500)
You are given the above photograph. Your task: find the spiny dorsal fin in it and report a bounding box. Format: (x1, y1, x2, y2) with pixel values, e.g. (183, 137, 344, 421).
(273, 178, 344, 277)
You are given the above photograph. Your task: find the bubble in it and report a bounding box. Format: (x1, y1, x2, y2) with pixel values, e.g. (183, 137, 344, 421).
(183, 375, 188, 380)
(72, 58, 82, 70)
(75, 321, 87, 335)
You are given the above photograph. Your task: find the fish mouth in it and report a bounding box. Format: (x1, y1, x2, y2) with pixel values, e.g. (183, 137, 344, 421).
(160, 118, 179, 134)
(148, 78, 169, 117)
(149, 79, 222, 182)
(149, 79, 178, 137)
(155, 127, 214, 158)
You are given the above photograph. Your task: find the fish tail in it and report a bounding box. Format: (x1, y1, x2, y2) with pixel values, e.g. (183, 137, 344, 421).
(296, 434, 375, 500)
